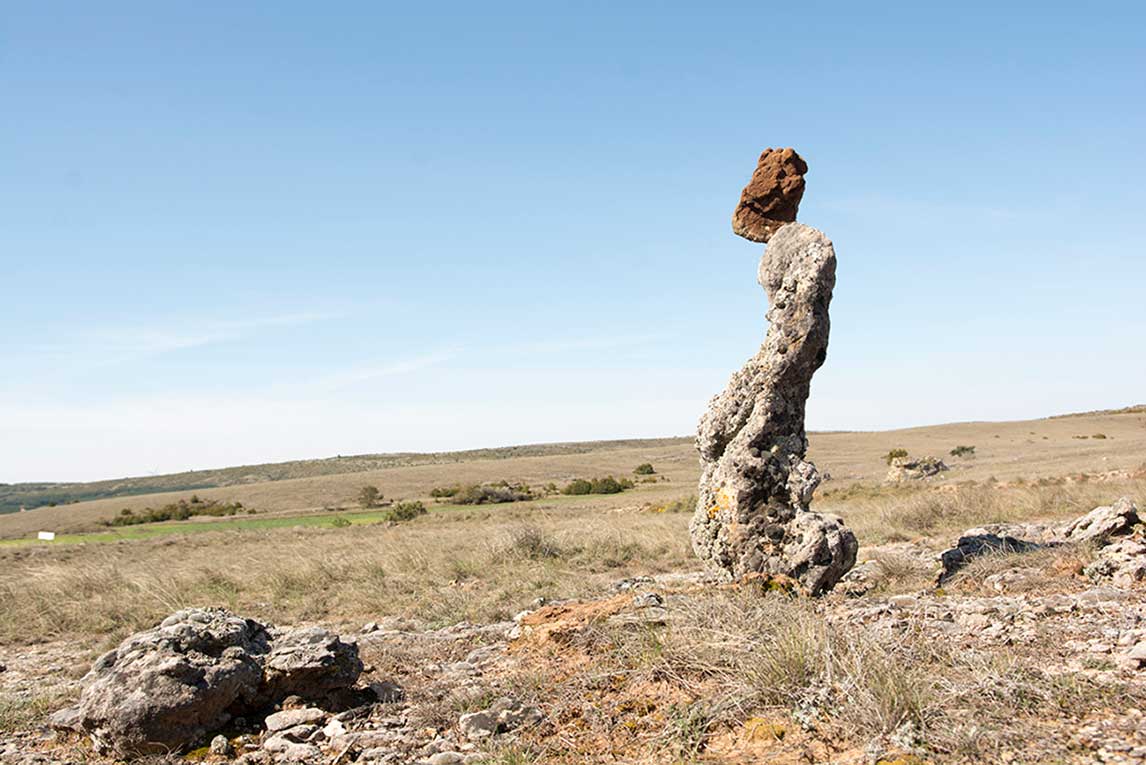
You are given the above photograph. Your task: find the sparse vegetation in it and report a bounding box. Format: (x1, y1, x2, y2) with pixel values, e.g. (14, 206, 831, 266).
(447, 482, 533, 505)
(633, 463, 656, 475)
(649, 494, 696, 514)
(384, 500, 427, 523)
(561, 476, 634, 495)
(104, 497, 249, 527)
(884, 448, 909, 465)
(357, 485, 382, 508)
(949, 445, 976, 458)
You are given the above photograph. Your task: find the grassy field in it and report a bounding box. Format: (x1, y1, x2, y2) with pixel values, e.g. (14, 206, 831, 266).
(1, 408, 1144, 763)
(2, 408, 1144, 541)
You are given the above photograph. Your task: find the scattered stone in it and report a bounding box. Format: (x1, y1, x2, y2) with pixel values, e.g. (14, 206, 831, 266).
(631, 592, 664, 609)
(210, 734, 234, 756)
(458, 697, 541, 741)
(731, 147, 807, 243)
(264, 708, 326, 733)
(427, 753, 466, 765)
(1061, 497, 1140, 543)
(1084, 535, 1146, 586)
(370, 679, 405, 703)
(886, 456, 949, 482)
(691, 205, 857, 593)
(458, 711, 496, 741)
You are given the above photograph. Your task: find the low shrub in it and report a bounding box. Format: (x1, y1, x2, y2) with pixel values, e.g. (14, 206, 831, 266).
(385, 501, 427, 523)
(634, 463, 656, 475)
(430, 486, 460, 498)
(106, 497, 248, 526)
(950, 445, 976, 458)
(331, 517, 352, 528)
(452, 482, 533, 505)
(561, 476, 635, 496)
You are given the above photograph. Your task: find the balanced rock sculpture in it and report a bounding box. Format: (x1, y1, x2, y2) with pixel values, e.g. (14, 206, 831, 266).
(690, 149, 858, 594)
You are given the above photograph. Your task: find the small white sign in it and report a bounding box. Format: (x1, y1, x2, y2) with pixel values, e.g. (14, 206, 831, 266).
(37, 531, 56, 541)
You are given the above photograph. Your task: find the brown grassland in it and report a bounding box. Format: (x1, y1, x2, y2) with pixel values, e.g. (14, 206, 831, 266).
(1, 407, 1145, 763)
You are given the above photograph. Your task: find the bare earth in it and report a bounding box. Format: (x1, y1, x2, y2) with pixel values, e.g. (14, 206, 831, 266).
(1, 407, 1144, 764)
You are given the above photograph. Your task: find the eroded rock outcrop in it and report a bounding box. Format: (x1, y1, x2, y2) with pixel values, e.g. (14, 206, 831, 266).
(51, 608, 363, 757)
(886, 456, 949, 482)
(691, 152, 857, 594)
(731, 147, 808, 243)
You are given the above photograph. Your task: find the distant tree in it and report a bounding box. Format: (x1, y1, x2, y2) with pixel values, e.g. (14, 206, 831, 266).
(357, 485, 382, 509)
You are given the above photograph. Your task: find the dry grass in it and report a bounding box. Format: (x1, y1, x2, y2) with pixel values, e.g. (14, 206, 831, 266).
(835, 478, 1145, 544)
(5, 408, 1144, 539)
(504, 591, 1142, 763)
(0, 506, 695, 647)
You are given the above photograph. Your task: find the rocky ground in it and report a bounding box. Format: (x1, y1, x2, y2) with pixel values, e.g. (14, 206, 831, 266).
(2, 500, 1145, 765)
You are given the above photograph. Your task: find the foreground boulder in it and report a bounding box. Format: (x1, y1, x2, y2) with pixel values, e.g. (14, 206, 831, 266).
(690, 153, 857, 594)
(51, 608, 362, 757)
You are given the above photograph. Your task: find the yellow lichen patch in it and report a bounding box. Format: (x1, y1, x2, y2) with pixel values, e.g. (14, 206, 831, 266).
(744, 716, 786, 740)
(735, 572, 803, 596)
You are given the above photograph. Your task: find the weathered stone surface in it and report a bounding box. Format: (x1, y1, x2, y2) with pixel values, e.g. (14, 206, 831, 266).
(690, 218, 857, 593)
(886, 456, 949, 482)
(265, 707, 326, 733)
(731, 147, 807, 243)
(263, 626, 363, 703)
(56, 608, 269, 756)
(1061, 496, 1140, 543)
(52, 608, 363, 757)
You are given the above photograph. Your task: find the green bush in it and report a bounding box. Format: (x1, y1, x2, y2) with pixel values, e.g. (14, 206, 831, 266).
(562, 479, 593, 496)
(949, 445, 976, 458)
(634, 463, 656, 475)
(453, 482, 533, 505)
(357, 485, 382, 508)
(884, 448, 909, 465)
(385, 501, 427, 523)
(561, 476, 634, 496)
(430, 485, 460, 498)
(105, 498, 248, 526)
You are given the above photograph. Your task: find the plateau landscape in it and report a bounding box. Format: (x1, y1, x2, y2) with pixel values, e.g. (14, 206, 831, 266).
(2, 3, 1144, 765)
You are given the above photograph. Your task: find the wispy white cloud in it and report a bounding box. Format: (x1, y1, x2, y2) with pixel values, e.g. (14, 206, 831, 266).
(79, 310, 343, 361)
(300, 349, 460, 391)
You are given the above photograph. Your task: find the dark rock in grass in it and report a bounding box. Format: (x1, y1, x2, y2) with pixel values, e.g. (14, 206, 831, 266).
(937, 533, 1040, 584)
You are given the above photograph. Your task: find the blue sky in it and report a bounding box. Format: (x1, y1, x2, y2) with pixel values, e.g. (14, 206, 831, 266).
(2, 2, 1144, 482)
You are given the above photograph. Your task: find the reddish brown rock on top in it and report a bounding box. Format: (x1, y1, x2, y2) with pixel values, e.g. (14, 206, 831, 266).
(731, 147, 807, 243)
